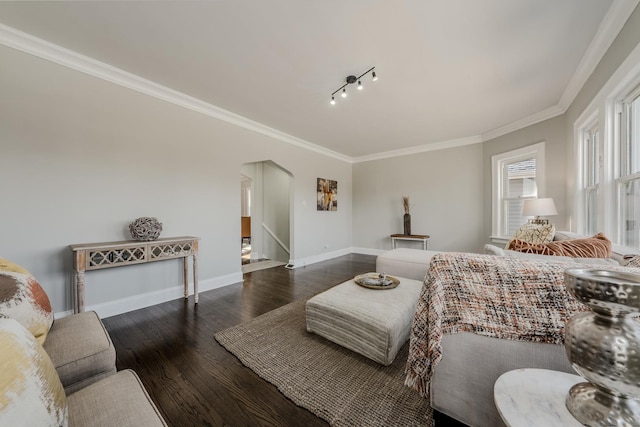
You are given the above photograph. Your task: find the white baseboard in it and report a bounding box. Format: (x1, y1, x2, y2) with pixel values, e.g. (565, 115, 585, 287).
(287, 247, 385, 269)
(350, 247, 387, 256)
(78, 272, 242, 319)
(55, 248, 385, 318)
(288, 247, 351, 269)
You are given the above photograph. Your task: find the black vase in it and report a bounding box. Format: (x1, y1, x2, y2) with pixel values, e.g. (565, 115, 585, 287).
(403, 213, 411, 236)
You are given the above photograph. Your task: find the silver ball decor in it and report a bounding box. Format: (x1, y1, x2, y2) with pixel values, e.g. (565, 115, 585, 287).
(129, 217, 163, 241)
(564, 268, 640, 426)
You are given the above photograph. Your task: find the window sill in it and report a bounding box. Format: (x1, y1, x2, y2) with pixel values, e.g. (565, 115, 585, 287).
(489, 236, 510, 246)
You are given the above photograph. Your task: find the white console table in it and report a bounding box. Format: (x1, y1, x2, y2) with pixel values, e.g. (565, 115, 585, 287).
(390, 234, 430, 250)
(69, 236, 199, 313)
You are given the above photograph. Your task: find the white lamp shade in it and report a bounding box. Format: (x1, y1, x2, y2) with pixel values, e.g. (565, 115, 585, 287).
(522, 198, 558, 217)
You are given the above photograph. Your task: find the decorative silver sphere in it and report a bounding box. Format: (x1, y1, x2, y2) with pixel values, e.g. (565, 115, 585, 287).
(564, 268, 640, 426)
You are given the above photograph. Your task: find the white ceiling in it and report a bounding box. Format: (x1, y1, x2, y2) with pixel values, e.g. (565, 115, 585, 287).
(0, 1, 634, 161)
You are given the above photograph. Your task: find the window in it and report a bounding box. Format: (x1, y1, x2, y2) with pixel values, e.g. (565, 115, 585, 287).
(582, 123, 600, 235)
(617, 85, 640, 248)
(492, 142, 546, 240)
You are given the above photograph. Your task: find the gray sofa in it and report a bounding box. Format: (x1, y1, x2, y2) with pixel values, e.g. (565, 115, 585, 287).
(45, 310, 167, 426)
(0, 256, 167, 426)
(376, 231, 640, 427)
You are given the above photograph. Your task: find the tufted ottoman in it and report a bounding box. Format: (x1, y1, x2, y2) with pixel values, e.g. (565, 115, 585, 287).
(305, 275, 423, 365)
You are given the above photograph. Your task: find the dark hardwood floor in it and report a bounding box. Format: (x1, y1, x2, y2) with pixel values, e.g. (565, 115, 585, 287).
(102, 253, 377, 426)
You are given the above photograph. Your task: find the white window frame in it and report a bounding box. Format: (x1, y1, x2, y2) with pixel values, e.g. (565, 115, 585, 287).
(491, 141, 546, 243)
(571, 38, 640, 247)
(615, 83, 640, 248)
(575, 111, 602, 236)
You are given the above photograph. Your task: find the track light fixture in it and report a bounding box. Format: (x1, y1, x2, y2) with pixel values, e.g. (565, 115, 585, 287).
(330, 67, 377, 105)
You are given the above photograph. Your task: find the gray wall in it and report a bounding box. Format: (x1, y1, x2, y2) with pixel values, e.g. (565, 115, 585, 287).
(352, 144, 485, 253)
(482, 115, 567, 243)
(482, 4, 640, 243)
(0, 44, 352, 316)
(262, 161, 291, 263)
(564, 4, 640, 224)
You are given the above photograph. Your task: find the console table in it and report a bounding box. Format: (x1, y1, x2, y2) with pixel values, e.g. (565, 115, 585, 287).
(69, 236, 199, 313)
(390, 234, 430, 250)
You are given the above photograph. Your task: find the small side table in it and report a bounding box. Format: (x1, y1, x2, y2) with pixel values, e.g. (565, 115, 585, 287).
(390, 234, 430, 250)
(494, 368, 583, 427)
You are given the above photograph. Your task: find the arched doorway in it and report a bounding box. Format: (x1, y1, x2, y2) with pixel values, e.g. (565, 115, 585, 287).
(240, 160, 292, 270)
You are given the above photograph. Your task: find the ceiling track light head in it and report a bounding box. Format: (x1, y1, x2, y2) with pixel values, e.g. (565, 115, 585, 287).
(330, 67, 376, 105)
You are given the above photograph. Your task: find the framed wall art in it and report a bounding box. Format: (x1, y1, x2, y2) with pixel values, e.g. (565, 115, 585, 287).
(317, 178, 338, 211)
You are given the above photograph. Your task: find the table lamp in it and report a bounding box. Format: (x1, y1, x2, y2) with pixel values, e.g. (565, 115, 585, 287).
(522, 198, 558, 225)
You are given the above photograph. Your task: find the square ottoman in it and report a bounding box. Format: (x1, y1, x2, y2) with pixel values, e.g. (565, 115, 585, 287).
(305, 275, 423, 365)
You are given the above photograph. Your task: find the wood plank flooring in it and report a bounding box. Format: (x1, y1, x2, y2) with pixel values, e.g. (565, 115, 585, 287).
(102, 253, 377, 426)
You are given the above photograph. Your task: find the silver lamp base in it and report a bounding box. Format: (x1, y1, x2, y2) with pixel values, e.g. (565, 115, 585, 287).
(567, 382, 640, 426)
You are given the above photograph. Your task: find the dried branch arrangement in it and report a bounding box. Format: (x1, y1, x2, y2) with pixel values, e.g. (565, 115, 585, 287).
(403, 196, 410, 214)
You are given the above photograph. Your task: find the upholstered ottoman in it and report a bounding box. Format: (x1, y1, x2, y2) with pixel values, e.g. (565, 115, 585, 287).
(305, 275, 423, 365)
(376, 248, 442, 281)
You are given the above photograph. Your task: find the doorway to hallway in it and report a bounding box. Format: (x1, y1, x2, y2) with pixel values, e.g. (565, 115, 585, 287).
(240, 160, 292, 273)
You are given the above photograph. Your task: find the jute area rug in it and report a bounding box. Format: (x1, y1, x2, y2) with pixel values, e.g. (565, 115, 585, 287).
(215, 299, 433, 426)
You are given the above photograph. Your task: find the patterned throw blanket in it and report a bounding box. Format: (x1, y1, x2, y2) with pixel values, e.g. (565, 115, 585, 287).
(403, 252, 631, 397)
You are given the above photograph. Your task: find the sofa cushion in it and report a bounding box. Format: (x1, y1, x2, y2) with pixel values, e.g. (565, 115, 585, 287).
(507, 223, 556, 248)
(67, 369, 166, 426)
(43, 311, 116, 394)
(0, 316, 68, 426)
(0, 264, 53, 345)
(484, 244, 619, 265)
(376, 248, 440, 281)
(507, 232, 612, 258)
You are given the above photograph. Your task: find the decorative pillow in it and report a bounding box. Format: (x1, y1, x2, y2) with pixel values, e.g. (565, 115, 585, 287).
(0, 317, 68, 426)
(507, 232, 612, 258)
(625, 255, 640, 268)
(0, 268, 53, 345)
(505, 223, 556, 249)
(0, 257, 31, 275)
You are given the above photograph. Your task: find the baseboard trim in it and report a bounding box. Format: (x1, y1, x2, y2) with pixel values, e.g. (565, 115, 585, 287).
(350, 247, 387, 256)
(56, 247, 385, 317)
(80, 272, 242, 319)
(288, 248, 351, 269)
(287, 247, 386, 269)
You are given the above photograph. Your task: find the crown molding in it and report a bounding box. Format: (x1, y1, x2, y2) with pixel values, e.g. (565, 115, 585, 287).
(0, 23, 352, 164)
(0, 0, 635, 164)
(558, 0, 640, 110)
(481, 105, 565, 142)
(352, 135, 484, 163)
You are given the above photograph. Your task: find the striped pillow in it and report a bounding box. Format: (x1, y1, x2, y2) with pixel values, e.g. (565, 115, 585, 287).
(507, 232, 612, 258)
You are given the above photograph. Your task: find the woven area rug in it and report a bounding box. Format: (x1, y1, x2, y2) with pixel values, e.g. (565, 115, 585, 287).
(215, 299, 433, 426)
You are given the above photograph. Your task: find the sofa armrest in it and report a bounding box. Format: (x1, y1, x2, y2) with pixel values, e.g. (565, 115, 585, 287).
(43, 311, 116, 394)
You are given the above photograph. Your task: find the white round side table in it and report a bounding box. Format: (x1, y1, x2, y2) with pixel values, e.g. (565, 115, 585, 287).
(494, 368, 584, 427)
